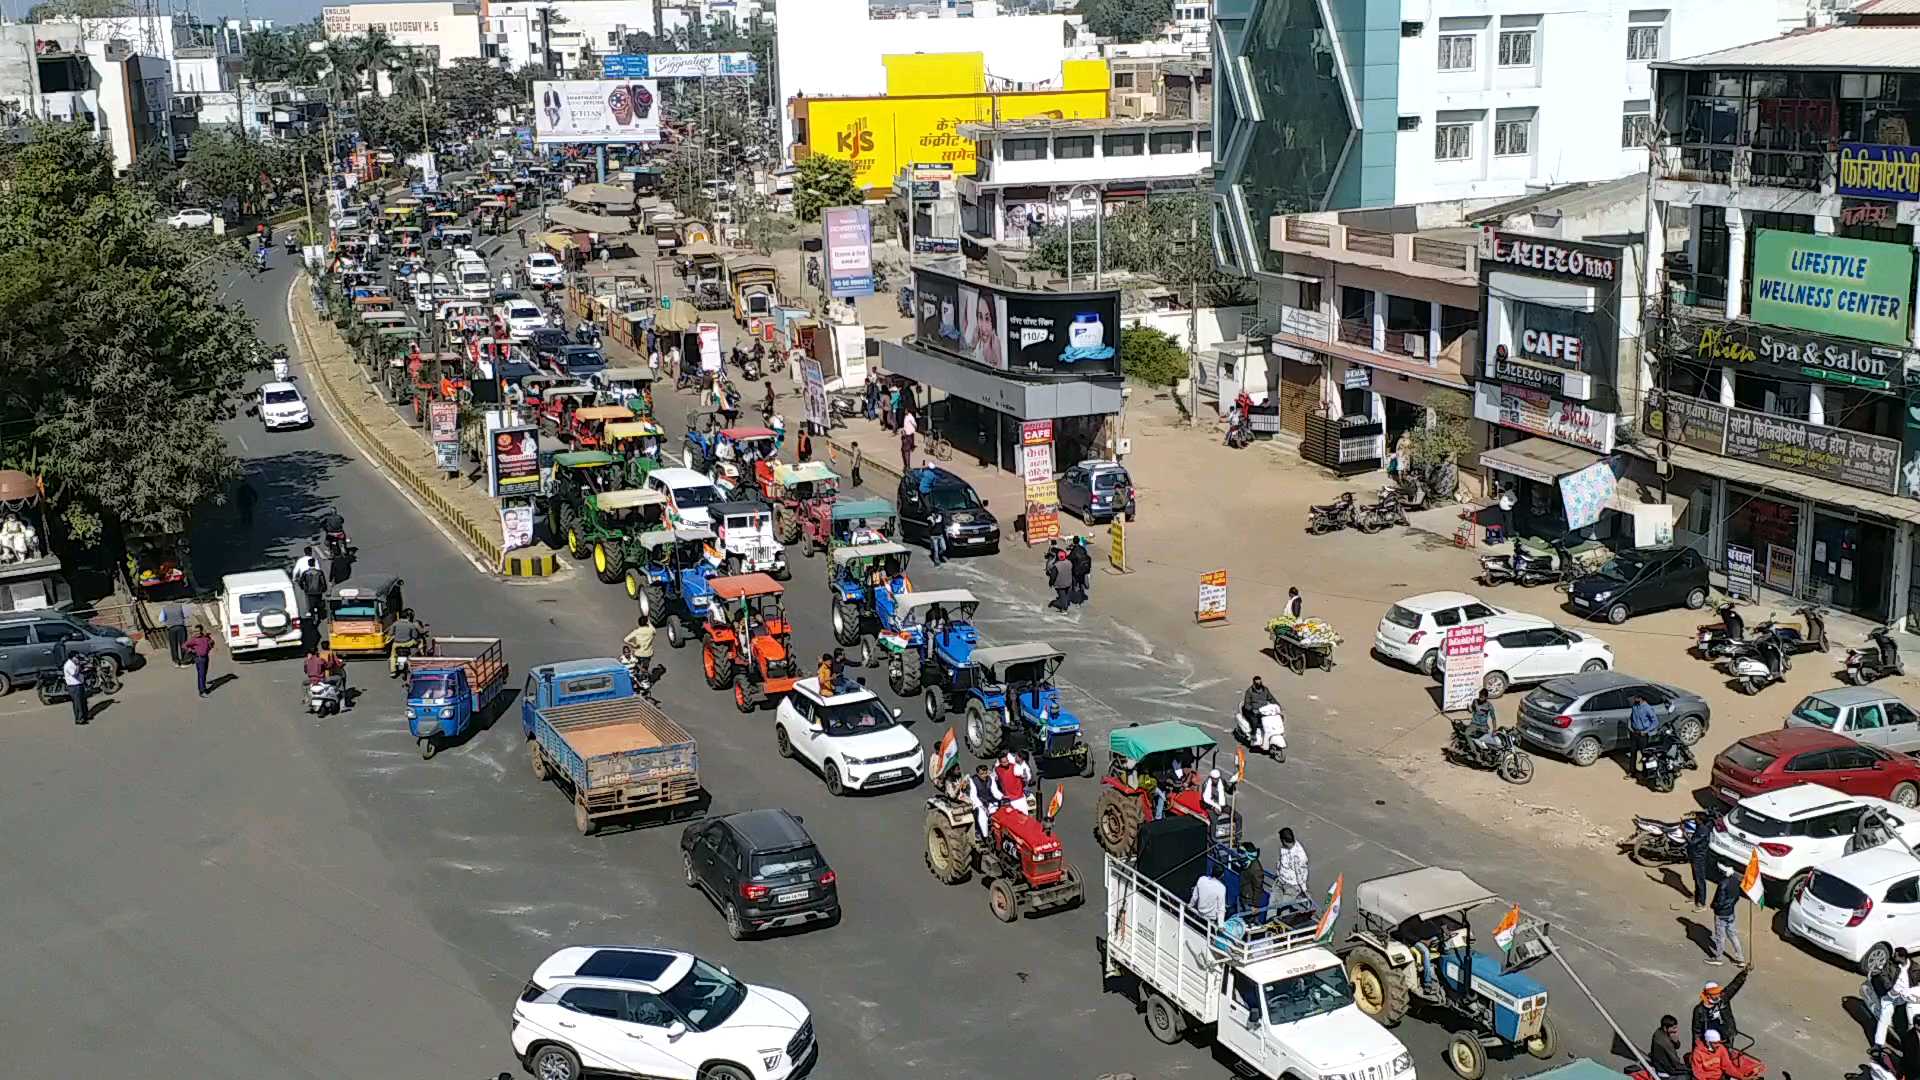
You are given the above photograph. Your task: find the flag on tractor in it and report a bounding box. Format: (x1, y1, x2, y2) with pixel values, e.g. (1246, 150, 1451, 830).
(930, 727, 957, 780)
(1047, 784, 1064, 820)
(1313, 874, 1344, 940)
(1235, 746, 1246, 783)
(1493, 904, 1521, 952)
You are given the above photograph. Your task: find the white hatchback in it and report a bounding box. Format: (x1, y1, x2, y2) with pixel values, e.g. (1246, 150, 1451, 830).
(511, 946, 814, 1080)
(1434, 615, 1612, 697)
(1709, 783, 1920, 901)
(1788, 845, 1920, 975)
(775, 677, 924, 794)
(1375, 592, 1526, 674)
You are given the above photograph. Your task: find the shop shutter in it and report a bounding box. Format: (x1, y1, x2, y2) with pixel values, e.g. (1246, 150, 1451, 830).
(1278, 358, 1319, 436)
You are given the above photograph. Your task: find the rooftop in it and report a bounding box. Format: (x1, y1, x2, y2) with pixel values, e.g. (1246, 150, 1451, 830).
(1657, 25, 1920, 71)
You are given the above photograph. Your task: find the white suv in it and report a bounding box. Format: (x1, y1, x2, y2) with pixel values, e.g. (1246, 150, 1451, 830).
(1434, 615, 1612, 697)
(1788, 845, 1920, 975)
(511, 946, 815, 1080)
(1709, 783, 1920, 902)
(526, 251, 565, 287)
(775, 676, 924, 794)
(498, 299, 548, 340)
(1375, 592, 1530, 674)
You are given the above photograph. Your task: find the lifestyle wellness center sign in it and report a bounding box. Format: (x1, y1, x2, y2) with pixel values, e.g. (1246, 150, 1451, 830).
(1750, 230, 1913, 347)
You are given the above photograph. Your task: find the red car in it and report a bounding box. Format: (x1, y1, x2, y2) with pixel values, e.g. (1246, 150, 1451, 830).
(1710, 728, 1920, 806)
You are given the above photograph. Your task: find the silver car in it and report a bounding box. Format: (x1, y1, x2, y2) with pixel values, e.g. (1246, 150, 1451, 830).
(1516, 670, 1711, 766)
(1786, 686, 1920, 755)
(1058, 460, 1134, 523)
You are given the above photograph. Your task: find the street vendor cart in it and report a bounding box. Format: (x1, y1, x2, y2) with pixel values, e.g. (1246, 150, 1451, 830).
(1266, 613, 1340, 674)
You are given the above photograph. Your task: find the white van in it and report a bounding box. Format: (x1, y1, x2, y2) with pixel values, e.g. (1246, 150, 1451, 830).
(456, 260, 493, 300)
(219, 570, 305, 655)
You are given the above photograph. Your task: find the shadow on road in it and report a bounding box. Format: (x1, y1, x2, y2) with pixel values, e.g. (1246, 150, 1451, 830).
(195, 449, 354, 582)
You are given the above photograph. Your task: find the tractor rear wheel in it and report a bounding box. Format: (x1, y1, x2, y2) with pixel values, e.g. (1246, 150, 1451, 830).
(1345, 944, 1409, 1026)
(777, 510, 801, 545)
(643, 585, 669, 626)
(832, 601, 862, 646)
(965, 698, 1006, 758)
(624, 569, 644, 600)
(924, 811, 972, 884)
(565, 522, 588, 560)
(988, 878, 1019, 923)
(1095, 788, 1142, 858)
(593, 542, 623, 583)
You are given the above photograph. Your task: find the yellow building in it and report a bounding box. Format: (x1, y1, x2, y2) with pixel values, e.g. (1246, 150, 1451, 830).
(791, 53, 1110, 192)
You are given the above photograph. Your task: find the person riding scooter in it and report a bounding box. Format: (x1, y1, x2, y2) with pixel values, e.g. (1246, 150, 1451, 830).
(1241, 675, 1277, 743)
(304, 648, 347, 704)
(388, 608, 423, 678)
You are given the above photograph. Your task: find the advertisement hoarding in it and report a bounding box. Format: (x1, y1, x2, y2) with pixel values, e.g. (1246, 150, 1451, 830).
(602, 53, 757, 79)
(911, 269, 1121, 376)
(801, 361, 827, 431)
(1668, 311, 1909, 390)
(534, 80, 662, 145)
(1750, 230, 1914, 346)
(488, 426, 541, 497)
(1643, 390, 1907, 495)
(1837, 143, 1920, 202)
(1196, 570, 1229, 623)
(698, 323, 722, 372)
(823, 207, 874, 298)
(1021, 420, 1059, 544)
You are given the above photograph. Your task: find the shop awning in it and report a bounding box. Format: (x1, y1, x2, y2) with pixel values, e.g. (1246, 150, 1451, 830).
(879, 341, 1123, 421)
(548, 205, 633, 234)
(1643, 441, 1920, 526)
(1479, 437, 1602, 485)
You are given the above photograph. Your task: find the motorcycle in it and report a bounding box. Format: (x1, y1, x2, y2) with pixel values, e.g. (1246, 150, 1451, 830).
(1724, 638, 1789, 695)
(1749, 605, 1829, 655)
(1225, 408, 1253, 449)
(897, 285, 915, 319)
(323, 529, 352, 564)
(572, 323, 600, 346)
(390, 625, 434, 680)
(1234, 702, 1287, 762)
(1695, 603, 1747, 660)
(1844, 626, 1905, 685)
(1305, 492, 1355, 535)
(35, 654, 122, 705)
(307, 677, 343, 717)
(284, 232, 299, 254)
(1478, 538, 1572, 589)
(1354, 488, 1407, 531)
(1620, 814, 1693, 867)
(1442, 717, 1534, 784)
(1636, 722, 1697, 793)
(626, 658, 663, 705)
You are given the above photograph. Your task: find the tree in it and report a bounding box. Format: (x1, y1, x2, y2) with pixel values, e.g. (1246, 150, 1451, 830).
(352, 91, 445, 156)
(1080, 0, 1172, 42)
(1027, 193, 1251, 305)
(1119, 325, 1187, 386)
(125, 141, 180, 199)
(0, 123, 262, 542)
(182, 128, 272, 213)
(350, 29, 402, 97)
(793, 153, 858, 223)
(24, 0, 130, 19)
(438, 57, 518, 132)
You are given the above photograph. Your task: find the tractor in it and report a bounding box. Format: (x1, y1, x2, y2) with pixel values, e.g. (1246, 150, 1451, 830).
(604, 419, 668, 488)
(544, 451, 626, 556)
(1094, 722, 1237, 858)
(681, 410, 724, 473)
(701, 573, 802, 713)
(534, 385, 601, 438)
(630, 527, 720, 647)
(877, 589, 979, 700)
(956, 643, 1093, 777)
(824, 497, 898, 560)
(564, 403, 635, 451)
(828, 541, 913, 664)
(1339, 867, 1556, 1080)
(571, 488, 668, 584)
(759, 462, 840, 549)
(706, 426, 779, 500)
(924, 761, 1084, 923)
(708, 500, 789, 579)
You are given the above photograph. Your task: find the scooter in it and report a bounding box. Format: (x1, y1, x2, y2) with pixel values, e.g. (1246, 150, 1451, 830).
(1478, 539, 1571, 589)
(1724, 638, 1789, 696)
(1844, 626, 1905, 685)
(1304, 492, 1354, 535)
(1695, 603, 1746, 659)
(1234, 702, 1286, 762)
(306, 677, 343, 717)
(1750, 605, 1829, 655)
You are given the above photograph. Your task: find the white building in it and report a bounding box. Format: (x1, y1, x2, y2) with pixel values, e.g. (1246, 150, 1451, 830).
(774, 0, 1076, 154)
(322, 3, 484, 68)
(0, 24, 173, 169)
(957, 116, 1213, 245)
(490, 1, 660, 74)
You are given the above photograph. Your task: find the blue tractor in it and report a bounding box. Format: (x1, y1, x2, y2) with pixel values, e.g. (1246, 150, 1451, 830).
(878, 588, 980, 701)
(956, 643, 1094, 777)
(829, 541, 912, 665)
(632, 527, 720, 649)
(680, 410, 723, 473)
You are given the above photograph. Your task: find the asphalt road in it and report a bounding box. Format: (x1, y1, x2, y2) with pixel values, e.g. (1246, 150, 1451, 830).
(0, 231, 1851, 1079)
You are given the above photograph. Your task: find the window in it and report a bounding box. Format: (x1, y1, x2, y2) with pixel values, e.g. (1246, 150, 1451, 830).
(0, 624, 30, 647)
(1149, 131, 1192, 154)
(1890, 703, 1919, 727)
(1786, 750, 1834, 773)
(560, 987, 626, 1019)
(1198, 129, 1212, 153)
(1626, 23, 1662, 61)
(1498, 30, 1534, 67)
(35, 623, 83, 643)
(1054, 136, 1094, 159)
(1494, 116, 1531, 156)
(1004, 137, 1047, 161)
(1831, 747, 1880, 771)
(1851, 705, 1888, 731)
(1114, 71, 1136, 89)
(1622, 100, 1653, 148)
(1435, 122, 1472, 160)
(1103, 133, 1144, 157)
(1805, 807, 1866, 840)
(1438, 34, 1474, 71)
(1889, 878, 1920, 905)
(623, 991, 677, 1027)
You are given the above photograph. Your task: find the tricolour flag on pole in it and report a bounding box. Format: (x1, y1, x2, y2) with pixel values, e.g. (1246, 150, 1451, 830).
(1492, 904, 1521, 952)
(1313, 874, 1344, 940)
(1235, 746, 1247, 784)
(1740, 848, 1765, 908)
(930, 727, 957, 780)
(1047, 784, 1064, 820)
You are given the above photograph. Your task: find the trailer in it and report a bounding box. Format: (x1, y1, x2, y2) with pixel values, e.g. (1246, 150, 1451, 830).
(523, 658, 703, 835)
(405, 636, 508, 759)
(1103, 856, 1415, 1080)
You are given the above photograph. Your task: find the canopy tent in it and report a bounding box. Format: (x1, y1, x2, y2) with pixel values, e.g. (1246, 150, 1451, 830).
(631, 304, 699, 334)
(567, 183, 637, 211)
(1354, 867, 1499, 924)
(1109, 721, 1215, 761)
(548, 205, 632, 234)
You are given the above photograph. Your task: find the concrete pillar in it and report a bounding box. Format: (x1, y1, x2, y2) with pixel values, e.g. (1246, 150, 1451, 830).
(1808, 383, 1826, 426)
(1892, 525, 1913, 632)
(1910, 236, 1920, 347)
(1724, 207, 1747, 321)
(1643, 186, 1666, 304)
(1718, 366, 1735, 408)
(1371, 290, 1386, 352)
(1428, 299, 1443, 364)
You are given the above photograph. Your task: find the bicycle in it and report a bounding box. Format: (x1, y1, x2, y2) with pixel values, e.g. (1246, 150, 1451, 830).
(925, 434, 953, 462)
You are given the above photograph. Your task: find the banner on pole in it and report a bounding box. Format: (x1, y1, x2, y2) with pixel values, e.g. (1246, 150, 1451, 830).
(1107, 518, 1127, 572)
(1020, 419, 1059, 544)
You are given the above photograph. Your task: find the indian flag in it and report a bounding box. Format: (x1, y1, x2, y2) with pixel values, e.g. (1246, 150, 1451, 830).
(1235, 746, 1247, 783)
(1046, 784, 1064, 820)
(1493, 904, 1521, 952)
(930, 727, 957, 780)
(1740, 848, 1765, 908)
(1313, 875, 1344, 940)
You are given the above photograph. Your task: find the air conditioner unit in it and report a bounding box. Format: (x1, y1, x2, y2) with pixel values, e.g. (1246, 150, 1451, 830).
(1403, 333, 1426, 358)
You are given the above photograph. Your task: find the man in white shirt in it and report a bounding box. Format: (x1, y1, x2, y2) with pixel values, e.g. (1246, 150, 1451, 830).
(1189, 871, 1228, 924)
(899, 409, 917, 471)
(1201, 769, 1231, 817)
(648, 346, 661, 375)
(292, 545, 318, 580)
(1275, 827, 1309, 899)
(666, 344, 681, 378)
(1876, 954, 1917, 1047)
(62, 650, 89, 725)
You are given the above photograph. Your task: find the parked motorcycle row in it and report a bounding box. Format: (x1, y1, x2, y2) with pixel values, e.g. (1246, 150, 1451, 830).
(1303, 488, 1409, 535)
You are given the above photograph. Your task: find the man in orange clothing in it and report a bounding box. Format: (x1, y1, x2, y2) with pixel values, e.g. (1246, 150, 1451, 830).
(1689, 1029, 1764, 1080)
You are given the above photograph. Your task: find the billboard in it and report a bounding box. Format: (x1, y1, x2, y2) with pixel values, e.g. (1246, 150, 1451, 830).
(488, 426, 541, 497)
(1751, 230, 1913, 346)
(603, 53, 758, 79)
(823, 206, 874, 298)
(534, 80, 662, 145)
(1838, 143, 1920, 202)
(912, 269, 1120, 376)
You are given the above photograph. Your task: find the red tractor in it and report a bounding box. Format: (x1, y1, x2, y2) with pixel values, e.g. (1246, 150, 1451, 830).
(700, 573, 801, 712)
(924, 761, 1083, 922)
(1094, 721, 1239, 858)
(754, 461, 841, 548)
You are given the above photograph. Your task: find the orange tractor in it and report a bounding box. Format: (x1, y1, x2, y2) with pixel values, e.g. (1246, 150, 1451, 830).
(700, 574, 802, 713)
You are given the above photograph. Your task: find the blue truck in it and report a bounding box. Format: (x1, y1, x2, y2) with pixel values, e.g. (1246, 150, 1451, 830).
(405, 636, 508, 760)
(522, 658, 703, 835)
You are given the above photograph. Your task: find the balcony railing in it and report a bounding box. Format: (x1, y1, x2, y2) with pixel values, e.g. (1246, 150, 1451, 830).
(1284, 218, 1331, 247)
(1345, 227, 1395, 257)
(1658, 143, 1830, 192)
(1412, 237, 1470, 271)
(1337, 318, 1373, 348)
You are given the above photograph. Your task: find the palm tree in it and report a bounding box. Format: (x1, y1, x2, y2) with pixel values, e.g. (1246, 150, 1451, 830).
(322, 39, 363, 98)
(353, 29, 401, 98)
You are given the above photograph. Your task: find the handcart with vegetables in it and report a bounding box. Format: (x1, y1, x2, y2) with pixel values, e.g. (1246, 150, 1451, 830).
(1266, 613, 1341, 674)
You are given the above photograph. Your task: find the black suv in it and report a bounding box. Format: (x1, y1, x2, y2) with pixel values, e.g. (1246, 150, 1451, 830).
(679, 809, 839, 940)
(1568, 546, 1711, 625)
(897, 467, 1001, 554)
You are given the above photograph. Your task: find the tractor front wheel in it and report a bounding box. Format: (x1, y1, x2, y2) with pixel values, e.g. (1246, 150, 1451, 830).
(988, 878, 1019, 923)
(832, 601, 862, 646)
(1524, 1016, 1557, 1060)
(593, 542, 623, 584)
(1095, 788, 1142, 858)
(565, 523, 588, 560)
(964, 698, 1004, 757)
(624, 568, 645, 600)
(704, 642, 734, 689)
(924, 811, 972, 884)
(733, 673, 756, 713)
(1446, 1033, 1488, 1080)
(924, 688, 946, 723)
(777, 510, 801, 545)
(1344, 944, 1409, 1026)
(890, 658, 922, 697)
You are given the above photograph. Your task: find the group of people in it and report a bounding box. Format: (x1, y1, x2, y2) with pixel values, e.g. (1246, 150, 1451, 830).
(1645, 974, 1763, 1079)
(1043, 537, 1094, 612)
(961, 752, 1036, 838)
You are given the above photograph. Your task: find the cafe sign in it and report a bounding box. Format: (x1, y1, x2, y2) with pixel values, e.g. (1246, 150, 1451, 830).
(1643, 390, 1906, 495)
(1670, 312, 1908, 390)
(1838, 143, 1920, 202)
(1479, 229, 1620, 284)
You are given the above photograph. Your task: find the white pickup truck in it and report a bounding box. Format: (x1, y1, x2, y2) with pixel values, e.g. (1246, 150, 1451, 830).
(1104, 857, 1416, 1080)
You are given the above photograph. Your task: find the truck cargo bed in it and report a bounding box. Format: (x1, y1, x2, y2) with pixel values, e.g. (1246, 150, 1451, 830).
(409, 636, 507, 688)
(539, 697, 697, 791)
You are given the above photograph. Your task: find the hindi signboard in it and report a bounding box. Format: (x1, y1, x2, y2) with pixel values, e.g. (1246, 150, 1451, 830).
(1726, 544, 1757, 601)
(1021, 419, 1059, 544)
(1441, 624, 1488, 712)
(488, 425, 541, 497)
(1197, 570, 1229, 624)
(1838, 143, 1920, 202)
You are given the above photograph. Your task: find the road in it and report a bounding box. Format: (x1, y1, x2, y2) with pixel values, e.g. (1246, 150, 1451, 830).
(0, 232, 1854, 1079)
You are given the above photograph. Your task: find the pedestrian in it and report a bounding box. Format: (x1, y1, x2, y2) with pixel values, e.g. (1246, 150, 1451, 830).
(1069, 535, 1092, 604)
(292, 544, 319, 580)
(236, 478, 258, 528)
(1868, 948, 1914, 1047)
(864, 373, 880, 420)
(1706, 874, 1748, 966)
(1047, 549, 1071, 611)
(797, 424, 813, 462)
(648, 344, 661, 378)
(1629, 693, 1659, 775)
(887, 384, 902, 430)
(1275, 827, 1310, 899)
(61, 646, 88, 725)
(900, 408, 917, 471)
(297, 561, 328, 633)
(185, 625, 215, 698)
(927, 506, 947, 565)
(1686, 811, 1715, 910)
(1692, 972, 1746, 1044)
(1284, 586, 1303, 619)
(849, 440, 864, 488)
(761, 380, 776, 425)
(666, 342, 681, 379)
(161, 600, 188, 666)
(623, 618, 655, 671)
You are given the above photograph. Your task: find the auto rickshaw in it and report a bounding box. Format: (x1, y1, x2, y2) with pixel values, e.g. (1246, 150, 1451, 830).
(426, 210, 459, 247)
(392, 226, 424, 257)
(515, 372, 566, 407)
(566, 404, 635, 450)
(605, 419, 668, 486)
(590, 366, 656, 416)
(325, 576, 407, 658)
